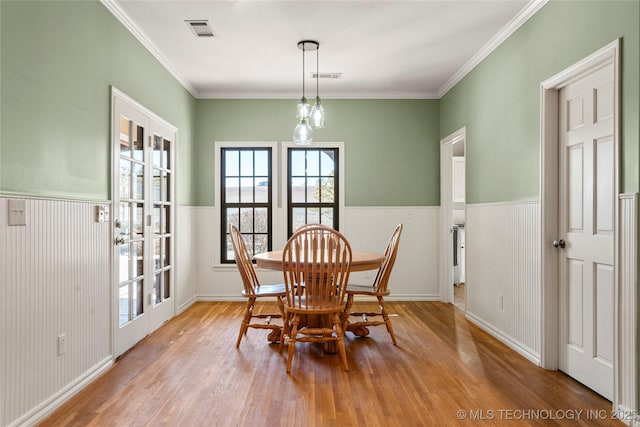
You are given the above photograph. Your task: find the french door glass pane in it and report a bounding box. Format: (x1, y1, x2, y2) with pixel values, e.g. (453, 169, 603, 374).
(119, 244, 130, 282)
(153, 205, 161, 234)
(133, 242, 144, 278)
(120, 159, 131, 199)
(133, 203, 144, 237)
(164, 238, 170, 266)
(120, 118, 131, 158)
(164, 270, 170, 299)
(133, 126, 144, 161)
(153, 273, 161, 305)
(162, 172, 169, 201)
(133, 163, 144, 200)
(119, 202, 130, 237)
(134, 280, 143, 316)
(119, 285, 129, 326)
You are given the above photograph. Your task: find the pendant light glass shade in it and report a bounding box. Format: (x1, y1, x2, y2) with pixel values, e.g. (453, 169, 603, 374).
(309, 96, 325, 128)
(309, 43, 325, 129)
(296, 97, 311, 119)
(293, 117, 313, 145)
(293, 40, 321, 145)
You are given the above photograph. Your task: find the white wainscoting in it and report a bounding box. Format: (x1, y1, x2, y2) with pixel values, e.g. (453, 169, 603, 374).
(0, 197, 112, 427)
(616, 193, 638, 424)
(188, 206, 441, 301)
(465, 201, 541, 363)
(175, 205, 198, 313)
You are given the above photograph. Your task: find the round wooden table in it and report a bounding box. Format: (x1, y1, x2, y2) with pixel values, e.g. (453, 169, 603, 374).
(254, 249, 385, 349)
(254, 250, 385, 272)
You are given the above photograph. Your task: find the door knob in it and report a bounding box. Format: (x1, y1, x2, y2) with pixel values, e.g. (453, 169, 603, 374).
(553, 239, 566, 249)
(114, 236, 126, 245)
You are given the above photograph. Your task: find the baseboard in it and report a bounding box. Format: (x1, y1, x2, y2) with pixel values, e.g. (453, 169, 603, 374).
(176, 295, 198, 314)
(11, 357, 113, 427)
(465, 311, 541, 366)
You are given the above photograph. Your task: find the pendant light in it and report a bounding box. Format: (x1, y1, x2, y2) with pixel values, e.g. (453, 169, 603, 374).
(309, 42, 325, 129)
(293, 40, 318, 145)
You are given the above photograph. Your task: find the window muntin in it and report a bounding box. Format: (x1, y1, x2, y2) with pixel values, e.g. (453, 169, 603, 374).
(287, 148, 339, 235)
(221, 147, 272, 263)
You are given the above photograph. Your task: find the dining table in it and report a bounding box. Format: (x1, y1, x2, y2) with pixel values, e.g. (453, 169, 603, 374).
(254, 249, 385, 350)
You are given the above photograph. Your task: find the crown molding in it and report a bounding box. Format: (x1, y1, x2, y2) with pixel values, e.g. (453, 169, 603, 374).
(195, 90, 440, 100)
(437, 0, 549, 98)
(100, 0, 199, 97)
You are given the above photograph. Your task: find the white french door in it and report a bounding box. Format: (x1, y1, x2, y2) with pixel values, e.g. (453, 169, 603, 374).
(558, 63, 615, 400)
(112, 89, 176, 358)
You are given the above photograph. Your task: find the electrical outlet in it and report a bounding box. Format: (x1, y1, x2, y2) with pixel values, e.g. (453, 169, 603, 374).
(499, 294, 504, 309)
(58, 334, 67, 356)
(8, 199, 27, 226)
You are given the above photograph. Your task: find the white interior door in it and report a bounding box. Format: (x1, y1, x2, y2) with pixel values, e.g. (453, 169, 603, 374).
(112, 90, 176, 358)
(558, 63, 615, 400)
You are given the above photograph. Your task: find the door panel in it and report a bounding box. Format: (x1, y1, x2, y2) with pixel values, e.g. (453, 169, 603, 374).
(113, 92, 176, 358)
(558, 64, 614, 400)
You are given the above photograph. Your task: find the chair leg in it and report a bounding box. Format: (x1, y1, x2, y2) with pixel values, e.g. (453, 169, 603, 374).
(378, 296, 397, 346)
(333, 313, 349, 371)
(236, 298, 255, 348)
(279, 309, 289, 354)
(342, 293, 354, 333)
(286, 315, 300, 373)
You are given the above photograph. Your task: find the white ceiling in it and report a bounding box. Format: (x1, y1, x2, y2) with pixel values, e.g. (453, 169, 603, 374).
(105, 0, 545, 99)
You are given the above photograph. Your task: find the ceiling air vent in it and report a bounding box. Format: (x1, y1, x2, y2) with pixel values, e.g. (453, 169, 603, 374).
(186, 20, 214, 38)
(312, 73, 342, 79)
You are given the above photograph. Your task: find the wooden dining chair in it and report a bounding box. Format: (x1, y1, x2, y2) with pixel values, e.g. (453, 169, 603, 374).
(343, 223, 403, 345)
(229, 224, 286, 348)
(280, 225, 352, 373)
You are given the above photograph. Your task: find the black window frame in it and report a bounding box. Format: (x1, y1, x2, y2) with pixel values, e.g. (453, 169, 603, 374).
(220, 147, 273, 264)
(287, 147, 339, 237)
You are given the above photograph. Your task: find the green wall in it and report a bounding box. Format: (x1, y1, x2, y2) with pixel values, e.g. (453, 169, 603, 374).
(194, 99, 440, 207)
(0, 0, 196, 204)
(440, 0, 640, 204)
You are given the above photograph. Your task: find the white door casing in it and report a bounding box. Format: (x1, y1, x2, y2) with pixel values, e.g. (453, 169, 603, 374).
(540, 40, 624, 409)
(558, 63, 615, 400)
(112, 88, 177, 358)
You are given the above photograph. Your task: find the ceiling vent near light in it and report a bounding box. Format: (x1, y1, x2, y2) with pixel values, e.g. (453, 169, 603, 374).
(186, 20, 214, 38)
(312, 72, 342, 79)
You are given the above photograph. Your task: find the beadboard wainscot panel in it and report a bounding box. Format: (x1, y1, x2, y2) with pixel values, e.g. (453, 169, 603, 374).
(616, 193, 638, 423)
(465, 201, 541, 364)
(175, 205, 198, 313)
(195, 206, 440, 300)
(343, 206, 440, 300)
(0, 197, 112, 427)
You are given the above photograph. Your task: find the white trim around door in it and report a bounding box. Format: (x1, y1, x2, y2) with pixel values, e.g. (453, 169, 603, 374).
(540, 39, 636, 419)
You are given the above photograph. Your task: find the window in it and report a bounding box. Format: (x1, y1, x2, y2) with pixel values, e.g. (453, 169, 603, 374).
(220, 147, 272, 263)
(287, 148, 339, 236)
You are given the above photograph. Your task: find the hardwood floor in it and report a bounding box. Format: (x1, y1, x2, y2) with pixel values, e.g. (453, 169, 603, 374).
(39, 301, 621, 426)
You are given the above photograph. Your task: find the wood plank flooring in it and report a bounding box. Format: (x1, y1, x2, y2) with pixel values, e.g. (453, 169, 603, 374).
(39, 301, 622, 426)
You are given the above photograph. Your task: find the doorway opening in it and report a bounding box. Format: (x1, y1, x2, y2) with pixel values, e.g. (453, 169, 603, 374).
(440, 127, 465, 308)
